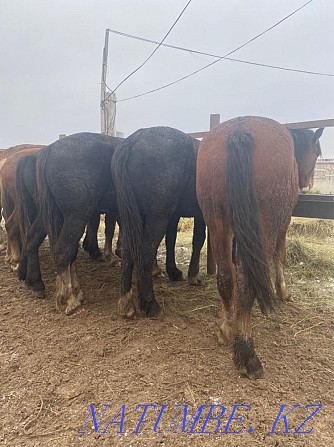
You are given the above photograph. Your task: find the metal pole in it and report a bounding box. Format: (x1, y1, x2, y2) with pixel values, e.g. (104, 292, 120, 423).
(207, 113, 220, 275)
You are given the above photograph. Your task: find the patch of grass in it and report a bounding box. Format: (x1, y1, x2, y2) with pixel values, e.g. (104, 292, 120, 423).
(178, 218, 194, 233)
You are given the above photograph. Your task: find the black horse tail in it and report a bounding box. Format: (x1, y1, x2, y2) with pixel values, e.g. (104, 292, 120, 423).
(36, 149, 63, 255)
(226, 131, 276, 314)
(111, 143, 143, 274)
(16, 156, 36, 247)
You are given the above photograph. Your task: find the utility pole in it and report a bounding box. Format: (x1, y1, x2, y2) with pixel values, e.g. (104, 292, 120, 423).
(100, 29, 116, 136)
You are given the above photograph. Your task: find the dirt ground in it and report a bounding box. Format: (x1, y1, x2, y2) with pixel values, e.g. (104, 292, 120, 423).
(1, 220, 334, 447)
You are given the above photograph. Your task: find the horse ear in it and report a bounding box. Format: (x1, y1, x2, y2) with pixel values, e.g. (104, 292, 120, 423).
(313, 127, 324, 143)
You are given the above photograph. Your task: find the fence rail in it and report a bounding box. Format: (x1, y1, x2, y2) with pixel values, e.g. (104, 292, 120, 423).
(188, 118, 334, 139)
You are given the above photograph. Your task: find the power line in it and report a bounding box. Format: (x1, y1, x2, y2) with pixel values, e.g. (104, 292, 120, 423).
(107, 28, 334, 78)
(109, 0, 193, 95)
(107, 0, 317, 102)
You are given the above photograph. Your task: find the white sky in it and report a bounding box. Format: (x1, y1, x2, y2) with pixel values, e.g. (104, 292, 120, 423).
(0, 0, 333, 156)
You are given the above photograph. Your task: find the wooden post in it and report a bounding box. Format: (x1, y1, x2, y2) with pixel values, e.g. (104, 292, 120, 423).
(207, 114, 220, 275)
(101, 29, 116, 137)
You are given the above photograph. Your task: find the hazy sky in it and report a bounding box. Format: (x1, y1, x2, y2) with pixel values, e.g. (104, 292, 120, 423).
(1, 0, 333, 156)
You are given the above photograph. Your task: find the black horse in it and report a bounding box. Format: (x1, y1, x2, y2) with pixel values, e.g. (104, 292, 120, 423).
(17, 132, 123, 314)
(111, 126, 206, 319)
(16, 148, 120, 296)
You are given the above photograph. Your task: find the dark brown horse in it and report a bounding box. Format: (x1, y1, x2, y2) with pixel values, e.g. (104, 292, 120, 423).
(196, 116, 323, 379)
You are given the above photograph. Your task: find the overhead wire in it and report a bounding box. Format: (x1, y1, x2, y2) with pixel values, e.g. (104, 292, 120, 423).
(109, 0, 193, 95)
(106, 0, 320, 102)
(107, 27, 334, 78)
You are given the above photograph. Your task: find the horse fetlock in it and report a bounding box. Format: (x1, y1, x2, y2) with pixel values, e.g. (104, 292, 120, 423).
(145, 299, 164, 320)
(233, 336, 264, 379)
(107, 253, 121, 267)
(118, 290, 136, 319)
(218, 322, 233, 345)
(188, 273, 205, 287)
(65, 294, 83, 316)
(167, 266, 185, 282)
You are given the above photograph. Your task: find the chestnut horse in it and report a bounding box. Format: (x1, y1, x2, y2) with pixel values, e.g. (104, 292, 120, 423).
(196, 116, 323, 379)
(0, 144, 44, 252)
(0, 147, 43, 269)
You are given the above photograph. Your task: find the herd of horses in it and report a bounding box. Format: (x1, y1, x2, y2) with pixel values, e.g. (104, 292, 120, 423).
(0, 116, 324, 378)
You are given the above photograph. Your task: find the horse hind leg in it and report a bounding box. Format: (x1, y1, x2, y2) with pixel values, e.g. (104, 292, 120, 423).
(188, 217, 206, 286)
(166, 215, 185, 281)
(233, 267, 263, 379)
(152, 257, 164, 278)
(206, 218, 235, 345)
(274, 228, 293, 302)
(137, 215, 168, 318)
(118, 239, 136, 319)
(55, 263, 83, 316)
(54, 216, 86, 315)
(0, 222, 6, 252)
(83, 212, 103, 260)
(104, 213, 120, 266)
(5, 209, 21, 271)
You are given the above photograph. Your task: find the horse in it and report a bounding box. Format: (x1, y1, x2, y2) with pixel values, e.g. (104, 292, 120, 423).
(196, 115, 324, 379)
(0, 147, 43, 270)
(17, 133, 123, 314)
(111, 126, 206, 319)
(0, 144, 44, 252)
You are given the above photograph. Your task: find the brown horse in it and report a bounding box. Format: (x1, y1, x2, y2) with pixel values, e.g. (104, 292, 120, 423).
(0, 144, 44, 252)
(196, 116, 323, 379)
(0, 147, 43, 269)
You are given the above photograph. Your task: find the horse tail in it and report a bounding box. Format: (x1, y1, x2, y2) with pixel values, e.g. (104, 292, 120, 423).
(36, 149, 63, 254)
(226, 131, 276, 314)
(111, 143, 143, 273)
(16, 156, 36, 246)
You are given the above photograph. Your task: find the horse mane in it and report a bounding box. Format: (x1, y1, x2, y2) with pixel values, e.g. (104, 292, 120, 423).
(289, 129, 321, 164)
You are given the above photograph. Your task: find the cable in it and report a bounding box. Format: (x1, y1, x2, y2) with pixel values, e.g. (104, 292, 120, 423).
(109, 0, 317, 102)
(107, 27, 334, 78)
(110, 0, 193, 95)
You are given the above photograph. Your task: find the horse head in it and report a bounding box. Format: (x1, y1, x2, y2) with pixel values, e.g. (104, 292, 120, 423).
(290, 127, 324, 189)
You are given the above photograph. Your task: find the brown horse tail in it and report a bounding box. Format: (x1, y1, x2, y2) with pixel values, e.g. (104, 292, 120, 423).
(16, 156, 36, 247)
(111, 142, 143, 274)
(226, 131, 276, 314)
(36, 149, 63, 254)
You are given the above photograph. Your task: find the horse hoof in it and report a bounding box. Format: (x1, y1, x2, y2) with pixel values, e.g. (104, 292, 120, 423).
(33, 290, 45, 299)
(10, 263, 19, 272)
(235, 354, 264, 380)
(118, 291, 136, 319)
(245, 361, 264, 380)
(149, 306, 164, 320)
(108, 256, 121, 267)
(167, 268, 186, 282)
(146, 301, 164, 320)
(65, 303, 83, 316)
(188, 276, 206, 286)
